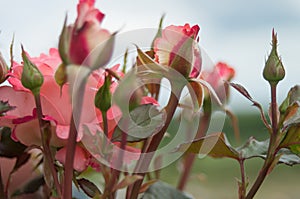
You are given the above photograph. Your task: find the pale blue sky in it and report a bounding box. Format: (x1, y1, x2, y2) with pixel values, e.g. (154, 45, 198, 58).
(1, 0, 300, 112)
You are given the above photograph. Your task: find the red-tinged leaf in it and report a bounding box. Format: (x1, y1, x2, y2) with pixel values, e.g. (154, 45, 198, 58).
(279, 85, 300, 117)
(77, 178, 102, 198)
(279, 125, 300, 154)
(136, 46, 168, 76)
(188, 80, 203, 110)
(281, 102, 300, 128)
(229, 82, 271, 129)
(139, 179, 158, 193)
(113, 175, 143, 191)
(229, 83, 254, 102)
(175, 132, 239, 160)
(191, 79, 223, 107)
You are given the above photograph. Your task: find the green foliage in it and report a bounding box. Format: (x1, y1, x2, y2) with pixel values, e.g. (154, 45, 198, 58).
(21, 46, 44, 95)
(176, 132, 300, 166)
(112, 104, 166, 142)
(0, 100, 15, 115)
(142, 181, 193, 199)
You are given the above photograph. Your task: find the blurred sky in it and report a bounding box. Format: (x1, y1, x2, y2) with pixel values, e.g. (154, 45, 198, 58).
(0, 0, 300, 113)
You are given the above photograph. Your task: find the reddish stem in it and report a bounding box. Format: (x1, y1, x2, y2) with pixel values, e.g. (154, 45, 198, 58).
(34, 94, 62, 197)
(63, 77, 86, 199)
(245, 83, 278, 199)
(129, 88, 182, 199)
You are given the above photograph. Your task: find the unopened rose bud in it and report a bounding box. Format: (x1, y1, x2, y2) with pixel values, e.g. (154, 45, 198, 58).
(21, 46, 44, 95)
(263, 30, 285, 85)
(54, 63, 67, 88)
(154, 24, 201, 78)
(0, 52, 8, 84)
(95, 74, 112, 113)
(59, 0, 115, 70)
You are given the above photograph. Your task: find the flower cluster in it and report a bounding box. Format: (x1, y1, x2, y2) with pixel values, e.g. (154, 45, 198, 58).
(12, 1, 300, 199)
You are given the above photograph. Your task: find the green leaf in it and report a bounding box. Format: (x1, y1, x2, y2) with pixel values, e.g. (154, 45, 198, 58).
(112, 104, 166, 142)
(12, 175, 45, 197)
(77, 178, 102, 198)
(0, 101, 15, 115)
(236, 137, 268, 160)
(237, 137, 300, 166)
(279, 125, 300, 154)
(0, 127, 27, 158)
(278, 85, 300, 129)
(175, 132, 239, 160)
(142, 181, 193, 199)
(276, 148, 300, 166)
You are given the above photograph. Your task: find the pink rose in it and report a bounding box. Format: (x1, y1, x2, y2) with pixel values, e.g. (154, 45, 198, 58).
(60, 0, 113, 69)
(0, 48, 103, 147)
(201, 62, 235, 102)
(154, 23, 201, 78)
(0, 48, 126, 171)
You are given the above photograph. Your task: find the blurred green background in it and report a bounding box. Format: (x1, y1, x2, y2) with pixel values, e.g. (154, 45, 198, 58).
(159, 113, 300, 199)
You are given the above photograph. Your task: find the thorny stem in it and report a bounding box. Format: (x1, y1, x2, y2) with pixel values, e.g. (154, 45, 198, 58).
(103, 124, 128, 199)
(34, 94, 62, 197)
(129, 85, 183, 199)
(239, 159, 246, 199)
(177, 111, 211, 191)
(63, 77, 86, 199)
(245, 83, 278, 199)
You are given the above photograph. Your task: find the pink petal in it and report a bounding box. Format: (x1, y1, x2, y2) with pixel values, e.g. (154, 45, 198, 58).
(39, 77, 72, 125)
(141, 96, 159, 106)
(0, 86, 35, 117)
(55, 145, 89, 172)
